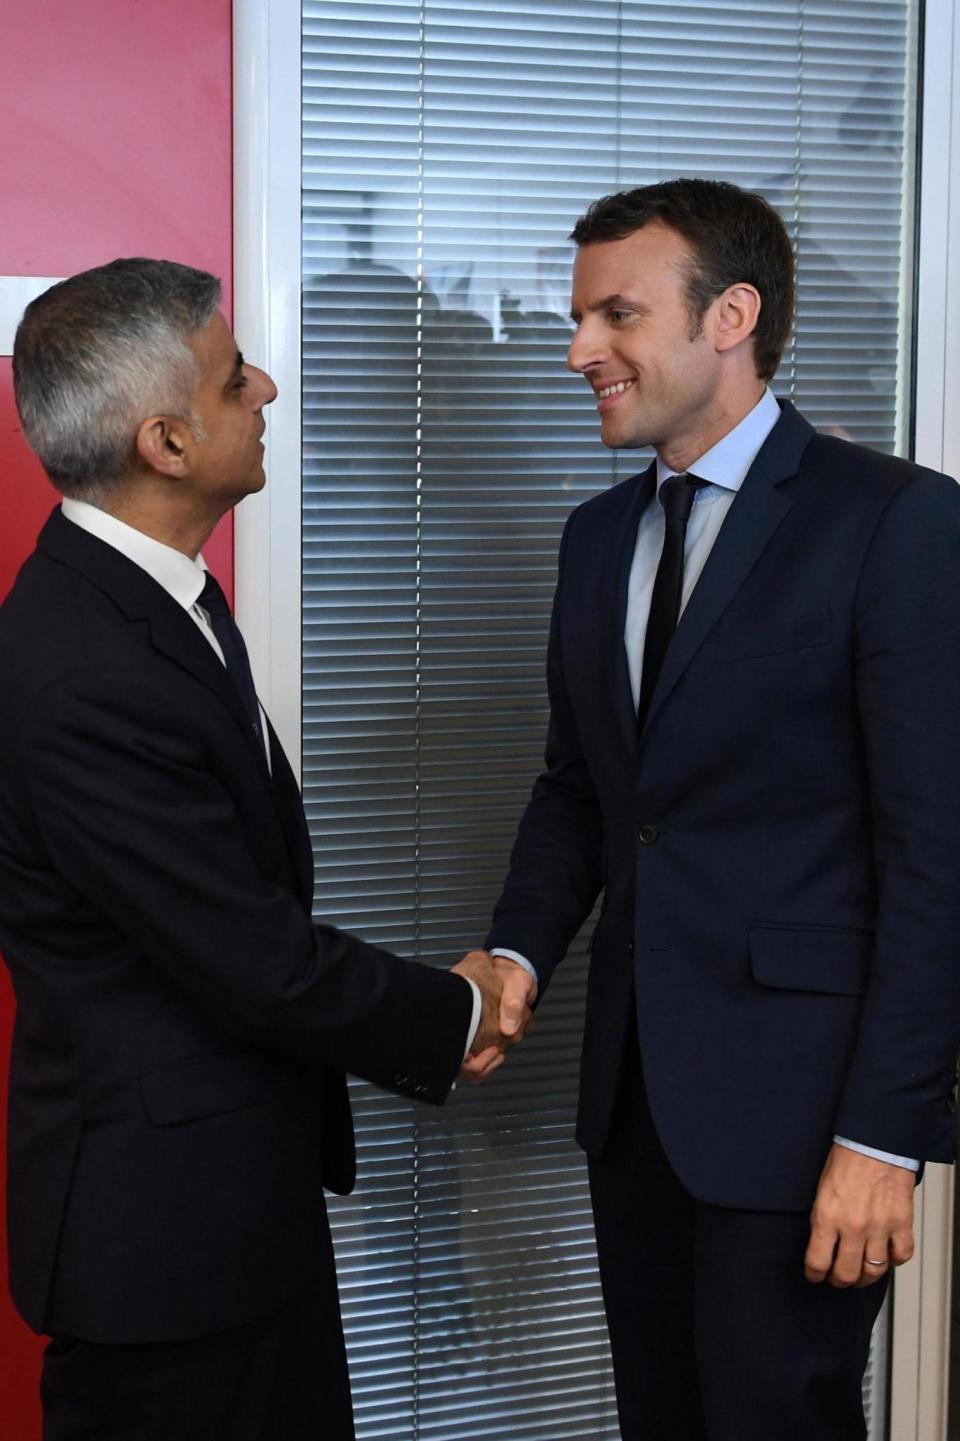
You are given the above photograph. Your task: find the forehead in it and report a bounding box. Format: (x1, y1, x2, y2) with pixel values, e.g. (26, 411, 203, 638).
(189, 309, 237, 377)
(571, 222, 694, 302)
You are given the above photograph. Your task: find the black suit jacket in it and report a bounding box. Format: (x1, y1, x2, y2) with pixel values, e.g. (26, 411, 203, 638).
(488, 402, 960, 1210)
(0, 508, 473, 1343)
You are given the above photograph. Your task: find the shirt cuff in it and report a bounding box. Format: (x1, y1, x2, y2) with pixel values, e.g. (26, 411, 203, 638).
(463, 978, 482, 1059)
(833, 1135, 920, 1172)
(489, 949, 539, 988)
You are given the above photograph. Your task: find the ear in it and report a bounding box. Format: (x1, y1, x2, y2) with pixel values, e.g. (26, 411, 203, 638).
(712, 283, 761, 355)
(135, 414, 194, 478)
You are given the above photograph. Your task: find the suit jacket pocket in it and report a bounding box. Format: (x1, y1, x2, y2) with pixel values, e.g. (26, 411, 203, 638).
(749, 925, 873, 997)
(140, 1054, 289, 1126)
(716, 610, 832, 660)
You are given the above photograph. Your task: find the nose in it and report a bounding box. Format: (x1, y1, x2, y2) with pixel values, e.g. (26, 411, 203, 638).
(567, 321, 605, 376)
(251, 366, 278, 408)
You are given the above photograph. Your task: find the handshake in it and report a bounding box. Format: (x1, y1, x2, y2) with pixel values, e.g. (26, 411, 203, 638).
(451, 950, 538, 1084)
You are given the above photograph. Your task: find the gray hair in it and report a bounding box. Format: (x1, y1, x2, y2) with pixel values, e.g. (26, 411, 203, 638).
(13, 258, 222, 503)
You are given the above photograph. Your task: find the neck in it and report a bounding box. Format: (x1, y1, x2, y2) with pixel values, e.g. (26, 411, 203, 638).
(656, 380, 766, 474)
(100, 487, 224, 560)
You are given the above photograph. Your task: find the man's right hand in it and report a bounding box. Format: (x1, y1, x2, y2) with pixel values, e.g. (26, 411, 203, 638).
(452, 951, 536, 1084)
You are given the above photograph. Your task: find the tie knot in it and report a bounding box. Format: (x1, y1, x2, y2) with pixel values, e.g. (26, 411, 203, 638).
(199, 571, 230, 618)
(659, 473, 704, 524)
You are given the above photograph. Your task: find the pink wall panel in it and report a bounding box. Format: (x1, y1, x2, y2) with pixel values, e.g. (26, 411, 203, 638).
(1, 1, 233, 281)
(0, 4, 234, 1432)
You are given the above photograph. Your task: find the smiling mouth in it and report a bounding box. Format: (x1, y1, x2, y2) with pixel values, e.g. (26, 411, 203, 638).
(595, 379, 636, 408)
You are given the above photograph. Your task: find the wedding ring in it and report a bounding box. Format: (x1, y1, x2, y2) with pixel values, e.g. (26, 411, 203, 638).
(864, 1257, 888, 1267)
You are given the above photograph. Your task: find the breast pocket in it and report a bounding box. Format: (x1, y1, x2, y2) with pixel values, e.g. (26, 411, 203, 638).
(139, 1054, 289, 1126)
(749, 924, 873, 997)
(716, 610, 832, 661)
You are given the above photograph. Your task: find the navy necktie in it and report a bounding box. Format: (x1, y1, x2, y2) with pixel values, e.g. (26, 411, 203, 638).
(637, 473, 705, 732)
(198, 572, 263, 752)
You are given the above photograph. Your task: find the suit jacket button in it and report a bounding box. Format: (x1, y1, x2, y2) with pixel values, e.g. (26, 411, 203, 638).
(637, 822, 659, 845)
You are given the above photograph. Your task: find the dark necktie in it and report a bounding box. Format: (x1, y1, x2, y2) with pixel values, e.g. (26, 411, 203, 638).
(198, 572, 264, 752)
(636, 473, 705, 732)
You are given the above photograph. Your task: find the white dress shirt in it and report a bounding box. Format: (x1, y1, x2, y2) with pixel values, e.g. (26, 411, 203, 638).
(495, 392, 917, 1170)
(59, 498, 483, 1059)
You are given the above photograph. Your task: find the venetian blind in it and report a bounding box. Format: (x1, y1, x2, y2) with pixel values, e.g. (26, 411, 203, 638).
(301, 3, 916, 1436)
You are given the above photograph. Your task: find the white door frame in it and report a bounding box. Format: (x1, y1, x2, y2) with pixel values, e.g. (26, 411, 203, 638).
(233, 0, 304, 778)
(232, 2, 960, 1434)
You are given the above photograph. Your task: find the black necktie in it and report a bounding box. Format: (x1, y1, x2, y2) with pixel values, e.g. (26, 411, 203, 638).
(636, 473, 705, 732)
(198, 572, 264, 752)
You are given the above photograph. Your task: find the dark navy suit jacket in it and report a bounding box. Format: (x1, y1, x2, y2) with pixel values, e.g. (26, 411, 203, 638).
(0, 509, 473, 1343)
(488, 402, 960, 1210)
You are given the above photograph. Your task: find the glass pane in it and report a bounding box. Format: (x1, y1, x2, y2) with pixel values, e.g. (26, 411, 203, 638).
(301, 3, 920, 1435)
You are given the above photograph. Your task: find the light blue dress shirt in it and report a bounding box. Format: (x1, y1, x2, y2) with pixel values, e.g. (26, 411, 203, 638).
(495, 390, 918, 1172)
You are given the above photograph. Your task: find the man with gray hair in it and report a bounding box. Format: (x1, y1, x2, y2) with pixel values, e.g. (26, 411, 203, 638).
(0, 258, 522, 1440)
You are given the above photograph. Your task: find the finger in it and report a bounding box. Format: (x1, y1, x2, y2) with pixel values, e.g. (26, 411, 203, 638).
(500, 973, 533, 1037)
(890, 1223, 914, 1266)
(458, 1051, 505, 1086)
(804, 1222, 838, 1284)
(502, 1005, 538, 1049)
(464, 1044, 501, 1071)
(856, 1238, 890, 1288)
(458, 1055, 491, 1084)
(827, 1235, 865, 1289)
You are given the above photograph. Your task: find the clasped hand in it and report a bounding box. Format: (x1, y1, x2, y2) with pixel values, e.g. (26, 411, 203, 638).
(451, 950, 537, 1083)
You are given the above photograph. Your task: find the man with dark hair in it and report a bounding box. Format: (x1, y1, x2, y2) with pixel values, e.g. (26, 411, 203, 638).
(466, 179, 960, 1438)
(0, 258, 524, 1441)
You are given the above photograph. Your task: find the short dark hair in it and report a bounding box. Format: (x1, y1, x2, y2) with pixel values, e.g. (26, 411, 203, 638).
(570, 178, 794, 382)
(13, 258, 221, 503)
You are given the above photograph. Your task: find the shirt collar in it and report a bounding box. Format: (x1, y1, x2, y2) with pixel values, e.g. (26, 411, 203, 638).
(655, 386, 781, 493)
(61, 498, 208, 612)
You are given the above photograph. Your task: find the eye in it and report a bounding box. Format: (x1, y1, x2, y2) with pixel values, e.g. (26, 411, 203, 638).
(233, 375, 248, 391)
(608, 308, 632, 323)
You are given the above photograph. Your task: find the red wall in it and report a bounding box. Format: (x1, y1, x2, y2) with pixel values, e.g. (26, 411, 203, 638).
(0, 3, 234, 1430)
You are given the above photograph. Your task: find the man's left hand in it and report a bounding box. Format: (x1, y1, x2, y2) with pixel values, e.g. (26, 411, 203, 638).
(805, 1143, 915, 1288)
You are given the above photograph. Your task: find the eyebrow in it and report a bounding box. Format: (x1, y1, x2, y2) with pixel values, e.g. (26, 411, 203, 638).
(569, 293, 650, 323)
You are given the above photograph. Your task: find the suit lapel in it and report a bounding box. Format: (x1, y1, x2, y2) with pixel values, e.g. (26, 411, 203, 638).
(38, 508, 272, 776)
(605, 464, 656, 760)
(144, 601, 271, 766)
(39, 511, 317, 896)
(638, 402, 815, 742)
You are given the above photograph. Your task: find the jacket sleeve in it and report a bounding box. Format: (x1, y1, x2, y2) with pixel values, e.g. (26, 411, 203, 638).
(834, 468, 960, 1160)
(23, 667, 473, 1104)
(485, 507, 603, 990)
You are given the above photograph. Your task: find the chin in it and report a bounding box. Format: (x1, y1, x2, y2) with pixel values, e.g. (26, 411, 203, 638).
(601, 425, 650, 452)
(243, 467, 268, 496)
